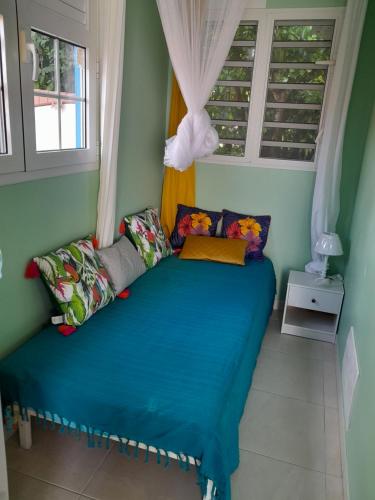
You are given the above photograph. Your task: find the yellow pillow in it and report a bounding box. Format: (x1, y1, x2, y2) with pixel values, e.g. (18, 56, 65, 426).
(179, 235, 248, 266)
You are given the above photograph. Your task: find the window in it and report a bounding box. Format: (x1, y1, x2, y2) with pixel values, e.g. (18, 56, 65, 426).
(204, 8, 343, 170)
(260, 20, 335, 162)
(206, 21, 258, 157)
(0, 0, 97, 184)
(0, 0, 25, 175)
(32, 31, 86, 152)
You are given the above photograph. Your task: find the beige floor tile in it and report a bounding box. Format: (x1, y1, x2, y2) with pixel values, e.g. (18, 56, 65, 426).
(324, 362, 338, 409)
(325, 408, 342, 477)
(8, 469, 80, 500)
(83, 447, 200, 500)
(262, 325, 336, 363)
(253, 349, 324, 405)
(240, 389, 325, 473)
(232, 450, 325, 500)
(325, 475, 344, 500)
(6, 421, 109, 493)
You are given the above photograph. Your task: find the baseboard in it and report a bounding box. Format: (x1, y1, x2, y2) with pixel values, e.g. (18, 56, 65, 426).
(336, 348, 350, 500)
(273, 296, 284, 310)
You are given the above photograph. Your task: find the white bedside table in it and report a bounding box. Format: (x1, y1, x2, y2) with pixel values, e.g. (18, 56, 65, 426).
(282, 270, 344, 343)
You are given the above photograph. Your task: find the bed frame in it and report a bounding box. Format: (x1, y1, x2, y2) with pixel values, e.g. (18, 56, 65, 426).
(14, 404, 214, 500)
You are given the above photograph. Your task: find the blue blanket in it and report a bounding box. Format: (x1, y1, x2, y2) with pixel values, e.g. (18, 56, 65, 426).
(0, 256, 275, 499)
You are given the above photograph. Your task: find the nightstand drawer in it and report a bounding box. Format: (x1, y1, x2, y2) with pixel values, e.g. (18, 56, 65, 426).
(288, 286, 342, 314)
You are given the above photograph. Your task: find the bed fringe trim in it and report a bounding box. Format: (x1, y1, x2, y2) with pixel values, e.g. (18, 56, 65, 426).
(4, 404, 220, 499)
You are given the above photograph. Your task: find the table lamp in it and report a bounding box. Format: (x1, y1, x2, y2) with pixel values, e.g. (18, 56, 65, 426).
(315, 232, 343, 279)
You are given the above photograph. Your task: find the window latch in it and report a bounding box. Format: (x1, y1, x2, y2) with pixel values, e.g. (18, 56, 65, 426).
(19, 31, 39, 82)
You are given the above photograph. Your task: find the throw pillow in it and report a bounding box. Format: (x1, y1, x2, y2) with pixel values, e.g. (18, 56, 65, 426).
(179, 235, 248, 265)
(96, 236, 146, 295)
(170, 204, 222, 248)
(221, 209, 271, 260)
(124, 208, 173, 269)
(34, 239, 115, 326)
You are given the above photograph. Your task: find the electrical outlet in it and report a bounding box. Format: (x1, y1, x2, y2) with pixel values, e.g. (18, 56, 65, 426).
(342, 327, 359, 430)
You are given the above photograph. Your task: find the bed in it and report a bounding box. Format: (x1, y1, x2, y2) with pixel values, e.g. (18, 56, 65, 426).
(0, 255, 276, 499)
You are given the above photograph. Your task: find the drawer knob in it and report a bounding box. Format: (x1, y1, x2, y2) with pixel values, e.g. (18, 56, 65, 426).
(311, 298, 317, 303)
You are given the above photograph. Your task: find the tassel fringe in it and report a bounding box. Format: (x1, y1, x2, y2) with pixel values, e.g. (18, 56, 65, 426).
(3, 403, 221, 498)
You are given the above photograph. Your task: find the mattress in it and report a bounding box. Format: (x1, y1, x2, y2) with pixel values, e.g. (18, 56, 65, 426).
(0, 255, 276, 499)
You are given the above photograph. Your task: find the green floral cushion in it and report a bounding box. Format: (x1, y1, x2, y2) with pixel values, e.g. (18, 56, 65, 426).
(34, 239, 115, 326)
(124, 208, 173, 269)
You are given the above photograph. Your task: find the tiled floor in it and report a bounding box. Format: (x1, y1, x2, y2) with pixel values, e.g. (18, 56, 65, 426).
(5, 312, 344, 500)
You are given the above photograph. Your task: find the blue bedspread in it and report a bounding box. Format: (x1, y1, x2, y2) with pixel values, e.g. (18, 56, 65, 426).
(0, 256, 276, 499)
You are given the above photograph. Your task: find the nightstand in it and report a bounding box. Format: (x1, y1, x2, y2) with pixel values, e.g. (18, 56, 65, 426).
(282, 270, 344, 343)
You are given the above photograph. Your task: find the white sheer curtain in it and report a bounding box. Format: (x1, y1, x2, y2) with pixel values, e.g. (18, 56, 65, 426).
(96, 0, 126, 249)
(156, 0, 245, 171)
(306, 0, 368, 273)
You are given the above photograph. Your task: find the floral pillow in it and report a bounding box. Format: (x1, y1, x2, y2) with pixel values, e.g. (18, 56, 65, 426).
(124, 208, 173, 269)
(221, 209, 271, 260)
(170, 204, 222, 248)
(34, 239, 115, 326)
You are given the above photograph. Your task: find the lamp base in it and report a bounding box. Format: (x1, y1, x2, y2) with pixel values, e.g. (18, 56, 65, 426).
(320, 254, 329, 279)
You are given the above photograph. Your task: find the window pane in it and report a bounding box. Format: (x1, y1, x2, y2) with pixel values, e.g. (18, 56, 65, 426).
(273, 24, 334, 42)
(267, 88, 323, 105)
(206, 105, 248, 122)
(269, 68, 327, 85)
(216, 143, 245, 157)
(32, 31, 56, 92)
(265, 108, 321, 124)
(61, 100, 85, 149)
(262, 127, 317, 144)
(260, 145, 315, 161)
(59, 41, 85, 98)
(34, 96, 59, 151)
(207, 21, 258, 156)
(227, 46, 255, 62)
(214, 124, 247, 141)
(218, 66, 252, 81)
(32, 30, 87, 153)
(234, 24, 257, 41)
(260, 19, 334, 162)
(271, 47, 331, 63)
(210, 85, 250, 102)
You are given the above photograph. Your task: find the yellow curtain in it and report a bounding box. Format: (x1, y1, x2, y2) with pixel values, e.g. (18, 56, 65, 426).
(160, 74, 195, 238)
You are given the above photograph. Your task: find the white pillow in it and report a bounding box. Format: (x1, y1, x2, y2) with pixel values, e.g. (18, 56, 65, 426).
(96, 236, 146, 295)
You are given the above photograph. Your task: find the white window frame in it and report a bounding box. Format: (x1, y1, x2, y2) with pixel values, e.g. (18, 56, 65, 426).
(0, 0, 24, 175)
(0, 0, 98, 186)
(201, 7, 345, 172)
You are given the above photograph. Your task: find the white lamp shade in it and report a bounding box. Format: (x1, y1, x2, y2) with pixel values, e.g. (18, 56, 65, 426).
(315, 232, 343, 256)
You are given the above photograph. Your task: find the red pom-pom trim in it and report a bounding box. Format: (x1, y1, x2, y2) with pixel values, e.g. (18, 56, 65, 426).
(57, 325, 77, 336)
(119, 220, 126, 235)
(25, 260, 40, 279)
(118, 288, 131, 299)
(91, 236, 99, 249)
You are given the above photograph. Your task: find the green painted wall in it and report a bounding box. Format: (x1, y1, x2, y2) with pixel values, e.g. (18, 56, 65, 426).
(196, 163, 315, 298)
(337, 103, 375, 500)
(0, 172, 99, 356)
(336, 2, 375, 499)
(115, 0, 168, 225)
(336, 0, 375, 274)
(0, 0, 168, 358)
